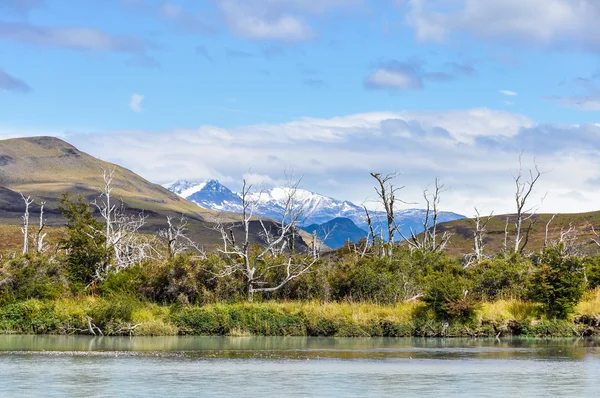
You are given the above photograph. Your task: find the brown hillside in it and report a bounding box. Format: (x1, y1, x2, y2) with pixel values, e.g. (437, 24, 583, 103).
(0, 136, 215, 223)
(435, 212, 600, 257)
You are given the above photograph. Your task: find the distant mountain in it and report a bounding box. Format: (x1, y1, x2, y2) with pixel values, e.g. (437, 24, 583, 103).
(166, 179, 466, 239)
(165, 180, 243, 213)
(303, 217, 368, 249)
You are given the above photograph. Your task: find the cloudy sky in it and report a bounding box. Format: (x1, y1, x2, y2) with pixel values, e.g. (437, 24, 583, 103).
(1, 0, 600, 215)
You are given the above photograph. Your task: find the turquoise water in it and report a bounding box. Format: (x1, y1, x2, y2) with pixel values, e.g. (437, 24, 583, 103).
(0, 336, 598, 397)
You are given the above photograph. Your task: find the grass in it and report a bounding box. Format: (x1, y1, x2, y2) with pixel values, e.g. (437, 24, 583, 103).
(477, 300, 542, 323)
(0, 296, 597, 337)
(0, 225, 65, 253)
(576, 287, 600, 317)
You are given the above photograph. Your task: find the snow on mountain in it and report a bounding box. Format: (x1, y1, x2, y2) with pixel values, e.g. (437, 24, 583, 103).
(165, 179, 466, 238)
(165, 180, 208, 198)
(165, 179, 243, 213)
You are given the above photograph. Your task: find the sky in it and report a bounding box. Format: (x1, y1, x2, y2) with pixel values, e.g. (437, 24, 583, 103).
(1, 0, 600, 216)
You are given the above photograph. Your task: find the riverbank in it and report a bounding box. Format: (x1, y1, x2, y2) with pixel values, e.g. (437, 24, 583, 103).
(0, 289, 599, 338)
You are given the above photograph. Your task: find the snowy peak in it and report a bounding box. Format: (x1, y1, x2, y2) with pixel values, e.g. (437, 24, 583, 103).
(164, 179, 243, 213)
(164, 180, 208, 198)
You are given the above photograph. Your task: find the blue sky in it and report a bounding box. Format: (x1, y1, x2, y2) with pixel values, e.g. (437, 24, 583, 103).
(1, 0, 600, 215)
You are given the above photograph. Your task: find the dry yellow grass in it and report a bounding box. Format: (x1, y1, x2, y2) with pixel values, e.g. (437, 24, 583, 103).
(576, 287, 600, 317)
(477, 300, 541, 323)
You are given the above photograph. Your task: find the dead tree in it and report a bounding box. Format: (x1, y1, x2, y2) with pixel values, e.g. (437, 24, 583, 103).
(213, 179, 317, 301)
(544, 214, 557, 248)
(588, 223, 600, 252)
(20, 193, 34, 255)
(309, 225, 335, 260)
(402, 179, 451, 253)
(35, 201, 47, 253)
(93, 168, 154, 277)
(470, 207, 493, 264)
(502, 216, 510, 253)
(370, 172, 407, 257)
(512, 155, 544, 254)
(158, 215, 205, 259)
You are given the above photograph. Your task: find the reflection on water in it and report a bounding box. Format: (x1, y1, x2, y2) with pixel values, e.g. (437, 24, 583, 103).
(0, 336, 598, 397)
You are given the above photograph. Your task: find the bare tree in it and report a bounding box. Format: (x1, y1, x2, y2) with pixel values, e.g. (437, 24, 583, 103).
(402, 179, 451, 253)
(213, 179, 317, 301)
(544, 214, 557, 248)
(370, 172, 407, 257)
(20, 193, 34, 255)
(588, 223, 600, 252)
(309, 224, 335, 260)
(92, 168, 154, 277)
(512, 155, 544, 254)
(362, 205, 376, 249)
(158, 215, 205, 259)
(35, 201, 47, 253)
(502, 216, 510, 253)
(471, 207, 493, 263)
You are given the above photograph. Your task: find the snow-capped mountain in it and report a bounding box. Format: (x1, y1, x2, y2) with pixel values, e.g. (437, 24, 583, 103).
(165, 179, 243, 213)
(165, 179, 466, 239)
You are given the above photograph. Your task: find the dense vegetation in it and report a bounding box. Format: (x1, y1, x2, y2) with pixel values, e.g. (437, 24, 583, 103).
(0, 182, 599, 338)
(0, 194, 599, 337)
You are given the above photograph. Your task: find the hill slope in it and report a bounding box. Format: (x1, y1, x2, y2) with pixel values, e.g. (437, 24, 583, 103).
(436, 212, 600, 256)
(0, 136, 215, 223)
(0, 136, 283, 250)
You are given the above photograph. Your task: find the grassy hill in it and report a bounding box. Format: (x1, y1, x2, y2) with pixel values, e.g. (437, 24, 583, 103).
(436, 212, 600, 257)
(0, 136, 218, 223)
(0, 136, 307, 251)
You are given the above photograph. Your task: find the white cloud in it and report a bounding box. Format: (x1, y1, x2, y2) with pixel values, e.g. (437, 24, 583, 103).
(551, 96, 600, 111)
(365, 67, 422, 91)
(405, 0, 600, 51)
(215, 0, 363, 42)
(129, 94, 144, 113)
(52, 107, 600, 216)
(499, 90, 518, 96)
(218, 0, 315, 42)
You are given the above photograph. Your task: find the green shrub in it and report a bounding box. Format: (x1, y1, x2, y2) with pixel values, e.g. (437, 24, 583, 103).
(422, 267, 478, 322)
(58, 193, 109, 286)
(0, 255, 68, 303)
(528, 246, 585, 319)
(468, 256, 533, 301)
(583, 256, 600, 289)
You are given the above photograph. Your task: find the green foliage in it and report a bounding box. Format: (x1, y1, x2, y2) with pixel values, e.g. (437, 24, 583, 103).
(421, 262, 478, 322)
(529, 245, 586, 319)
(583, 256, 600, 289)
(58, 193, 108, 287)
(467, 256, 533, 301)
(0, 255, 68, 304)
(329, 250, 421, 304)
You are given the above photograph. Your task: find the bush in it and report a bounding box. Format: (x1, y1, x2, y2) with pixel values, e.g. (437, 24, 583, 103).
(529, 246, 585, 319)
(329, 253, 418, 304)
(468, 256, 533, 301)
(58, 193, 109, 287)
(0, 255, 68, 303)
(583, 256, 600, 289)
(422, 265, 478, 322)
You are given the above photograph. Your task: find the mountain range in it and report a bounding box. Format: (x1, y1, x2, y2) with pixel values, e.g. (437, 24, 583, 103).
(165, 179, 466, 247)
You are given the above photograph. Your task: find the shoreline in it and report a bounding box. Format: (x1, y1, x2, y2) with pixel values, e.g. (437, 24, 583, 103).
(0, 298, 598, 338)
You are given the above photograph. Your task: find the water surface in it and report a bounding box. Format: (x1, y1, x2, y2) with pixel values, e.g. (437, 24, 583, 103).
(0, 336, 598, 397)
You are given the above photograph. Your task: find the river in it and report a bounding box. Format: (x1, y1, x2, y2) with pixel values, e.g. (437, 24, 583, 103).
(0, 336, 598, 397)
